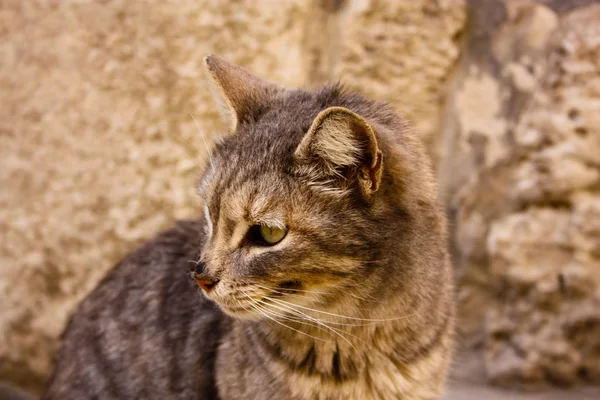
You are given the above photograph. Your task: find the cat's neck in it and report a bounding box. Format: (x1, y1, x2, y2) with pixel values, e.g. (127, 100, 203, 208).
(239, 294, 418, 381)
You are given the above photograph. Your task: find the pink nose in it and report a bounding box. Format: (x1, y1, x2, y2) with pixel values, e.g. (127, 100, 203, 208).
(194, 261, 219, 292)
(195, 278, 219, 292)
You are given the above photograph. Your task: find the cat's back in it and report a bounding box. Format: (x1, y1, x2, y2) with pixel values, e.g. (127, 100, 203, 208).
(43, 220, 225, 400)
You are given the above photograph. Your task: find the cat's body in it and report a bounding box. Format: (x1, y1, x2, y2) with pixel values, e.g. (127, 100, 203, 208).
(43, 220, 220, 399)
(43, 56, 454, 400)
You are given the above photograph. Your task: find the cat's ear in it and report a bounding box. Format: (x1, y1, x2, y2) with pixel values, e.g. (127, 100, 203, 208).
(204, 54, 283, 132)
(294, 107, 383, 198)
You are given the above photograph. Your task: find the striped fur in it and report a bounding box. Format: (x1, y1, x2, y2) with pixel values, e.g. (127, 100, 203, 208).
(43, 56, 454, 400)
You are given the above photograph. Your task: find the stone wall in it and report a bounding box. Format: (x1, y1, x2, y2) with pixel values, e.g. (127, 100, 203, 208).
(444, 0, 600, 389)
(1, 0, 599, 395)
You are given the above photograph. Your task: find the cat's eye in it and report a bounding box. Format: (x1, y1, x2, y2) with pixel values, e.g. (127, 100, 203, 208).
(248, 224, 287, 246)
(259, 225, 287, 244)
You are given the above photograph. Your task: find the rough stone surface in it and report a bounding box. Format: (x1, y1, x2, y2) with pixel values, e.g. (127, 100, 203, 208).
(334, 0, 466, 162)
(444, 0, 600, 389)
(445, 382, 600, 400)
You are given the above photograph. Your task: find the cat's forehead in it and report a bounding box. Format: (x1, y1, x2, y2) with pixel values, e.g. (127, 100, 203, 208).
(200, 137, 290, 202)
(201, 166, 293, 231)
(200, 85, 347, 200)
(206, 108, 311, 179)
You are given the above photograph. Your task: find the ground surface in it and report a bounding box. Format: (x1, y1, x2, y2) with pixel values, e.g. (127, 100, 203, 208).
(446, 383, 600, 400)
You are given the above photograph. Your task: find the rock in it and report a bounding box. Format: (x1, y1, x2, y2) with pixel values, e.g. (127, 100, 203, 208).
(334, 0, 466, 163)
(443, 0, 600, 388)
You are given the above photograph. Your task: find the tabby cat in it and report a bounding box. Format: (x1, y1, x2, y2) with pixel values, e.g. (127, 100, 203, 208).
(42, 55, 454, 400)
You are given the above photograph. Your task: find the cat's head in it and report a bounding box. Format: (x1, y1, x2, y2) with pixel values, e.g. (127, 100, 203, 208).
(193, 55, 415, 320)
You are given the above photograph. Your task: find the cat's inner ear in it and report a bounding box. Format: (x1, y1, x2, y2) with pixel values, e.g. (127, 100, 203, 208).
(294, 107, 383, 197)
(204, 54, 283, 132)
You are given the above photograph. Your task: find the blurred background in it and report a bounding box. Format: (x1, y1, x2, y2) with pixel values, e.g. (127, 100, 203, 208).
(1, 0, 600, 398)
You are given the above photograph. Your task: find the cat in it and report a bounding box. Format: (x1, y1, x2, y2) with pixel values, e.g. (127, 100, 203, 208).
(42, 55, 455, 400)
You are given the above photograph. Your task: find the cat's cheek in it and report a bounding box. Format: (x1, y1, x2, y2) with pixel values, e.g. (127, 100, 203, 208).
(245, 236, 293, 259)
(203, 205, 213, 239)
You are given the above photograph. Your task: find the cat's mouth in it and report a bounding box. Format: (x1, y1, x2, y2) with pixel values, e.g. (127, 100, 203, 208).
(271, 280, 302, 297)
(222, 304, 251, 313)
(219, 303, 257, 319)
(217, 280, 304, 320)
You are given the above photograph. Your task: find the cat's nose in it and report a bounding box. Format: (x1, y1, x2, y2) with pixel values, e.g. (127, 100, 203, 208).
(194, 261, 219, 293)
(195, 261, 207, 275)
(195, 278, 219, 292)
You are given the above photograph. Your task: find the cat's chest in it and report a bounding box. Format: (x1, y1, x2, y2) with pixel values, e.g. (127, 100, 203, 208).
(284, 356, 414, 400)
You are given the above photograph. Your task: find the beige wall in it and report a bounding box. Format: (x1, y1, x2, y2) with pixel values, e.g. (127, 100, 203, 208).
(443, 1, 600, 388)
(1, 0, 599, 394)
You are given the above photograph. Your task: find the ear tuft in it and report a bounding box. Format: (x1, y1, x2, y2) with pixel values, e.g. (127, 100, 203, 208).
(203, 55, 283, 132)
(294, 107, 383, 198)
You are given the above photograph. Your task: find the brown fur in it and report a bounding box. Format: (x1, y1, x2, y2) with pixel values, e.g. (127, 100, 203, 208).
(43, 55, 454, 400)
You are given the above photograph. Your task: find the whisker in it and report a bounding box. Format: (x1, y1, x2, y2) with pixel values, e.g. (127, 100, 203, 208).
(264, 298, 385, 327)
(271, 297, 417, 323)
(251, 298, 323, 329)
(250, 300, 345, 347)
(263, 297, 363, 351)
(360, 258, 390, 264)
(256, 283, 375, 302)
(263, 299, 349, 331)
(242, 293, 334, 344)
(255, 284, 329, 296)
(190, 113, 214, 169)
(172, 126, 201, 158)
(266, 298, 378, 335)
(256, 283, 382, 304)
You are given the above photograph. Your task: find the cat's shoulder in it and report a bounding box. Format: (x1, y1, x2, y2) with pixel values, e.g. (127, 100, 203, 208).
(45, 220, 225, 398)
(63, 219, 221, 337)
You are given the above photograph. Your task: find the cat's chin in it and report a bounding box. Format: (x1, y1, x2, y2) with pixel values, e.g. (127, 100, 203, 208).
(218, 304, 263, 321)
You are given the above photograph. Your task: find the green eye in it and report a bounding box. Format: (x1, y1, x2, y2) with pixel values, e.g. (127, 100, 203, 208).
(258, 225, 287, 245)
